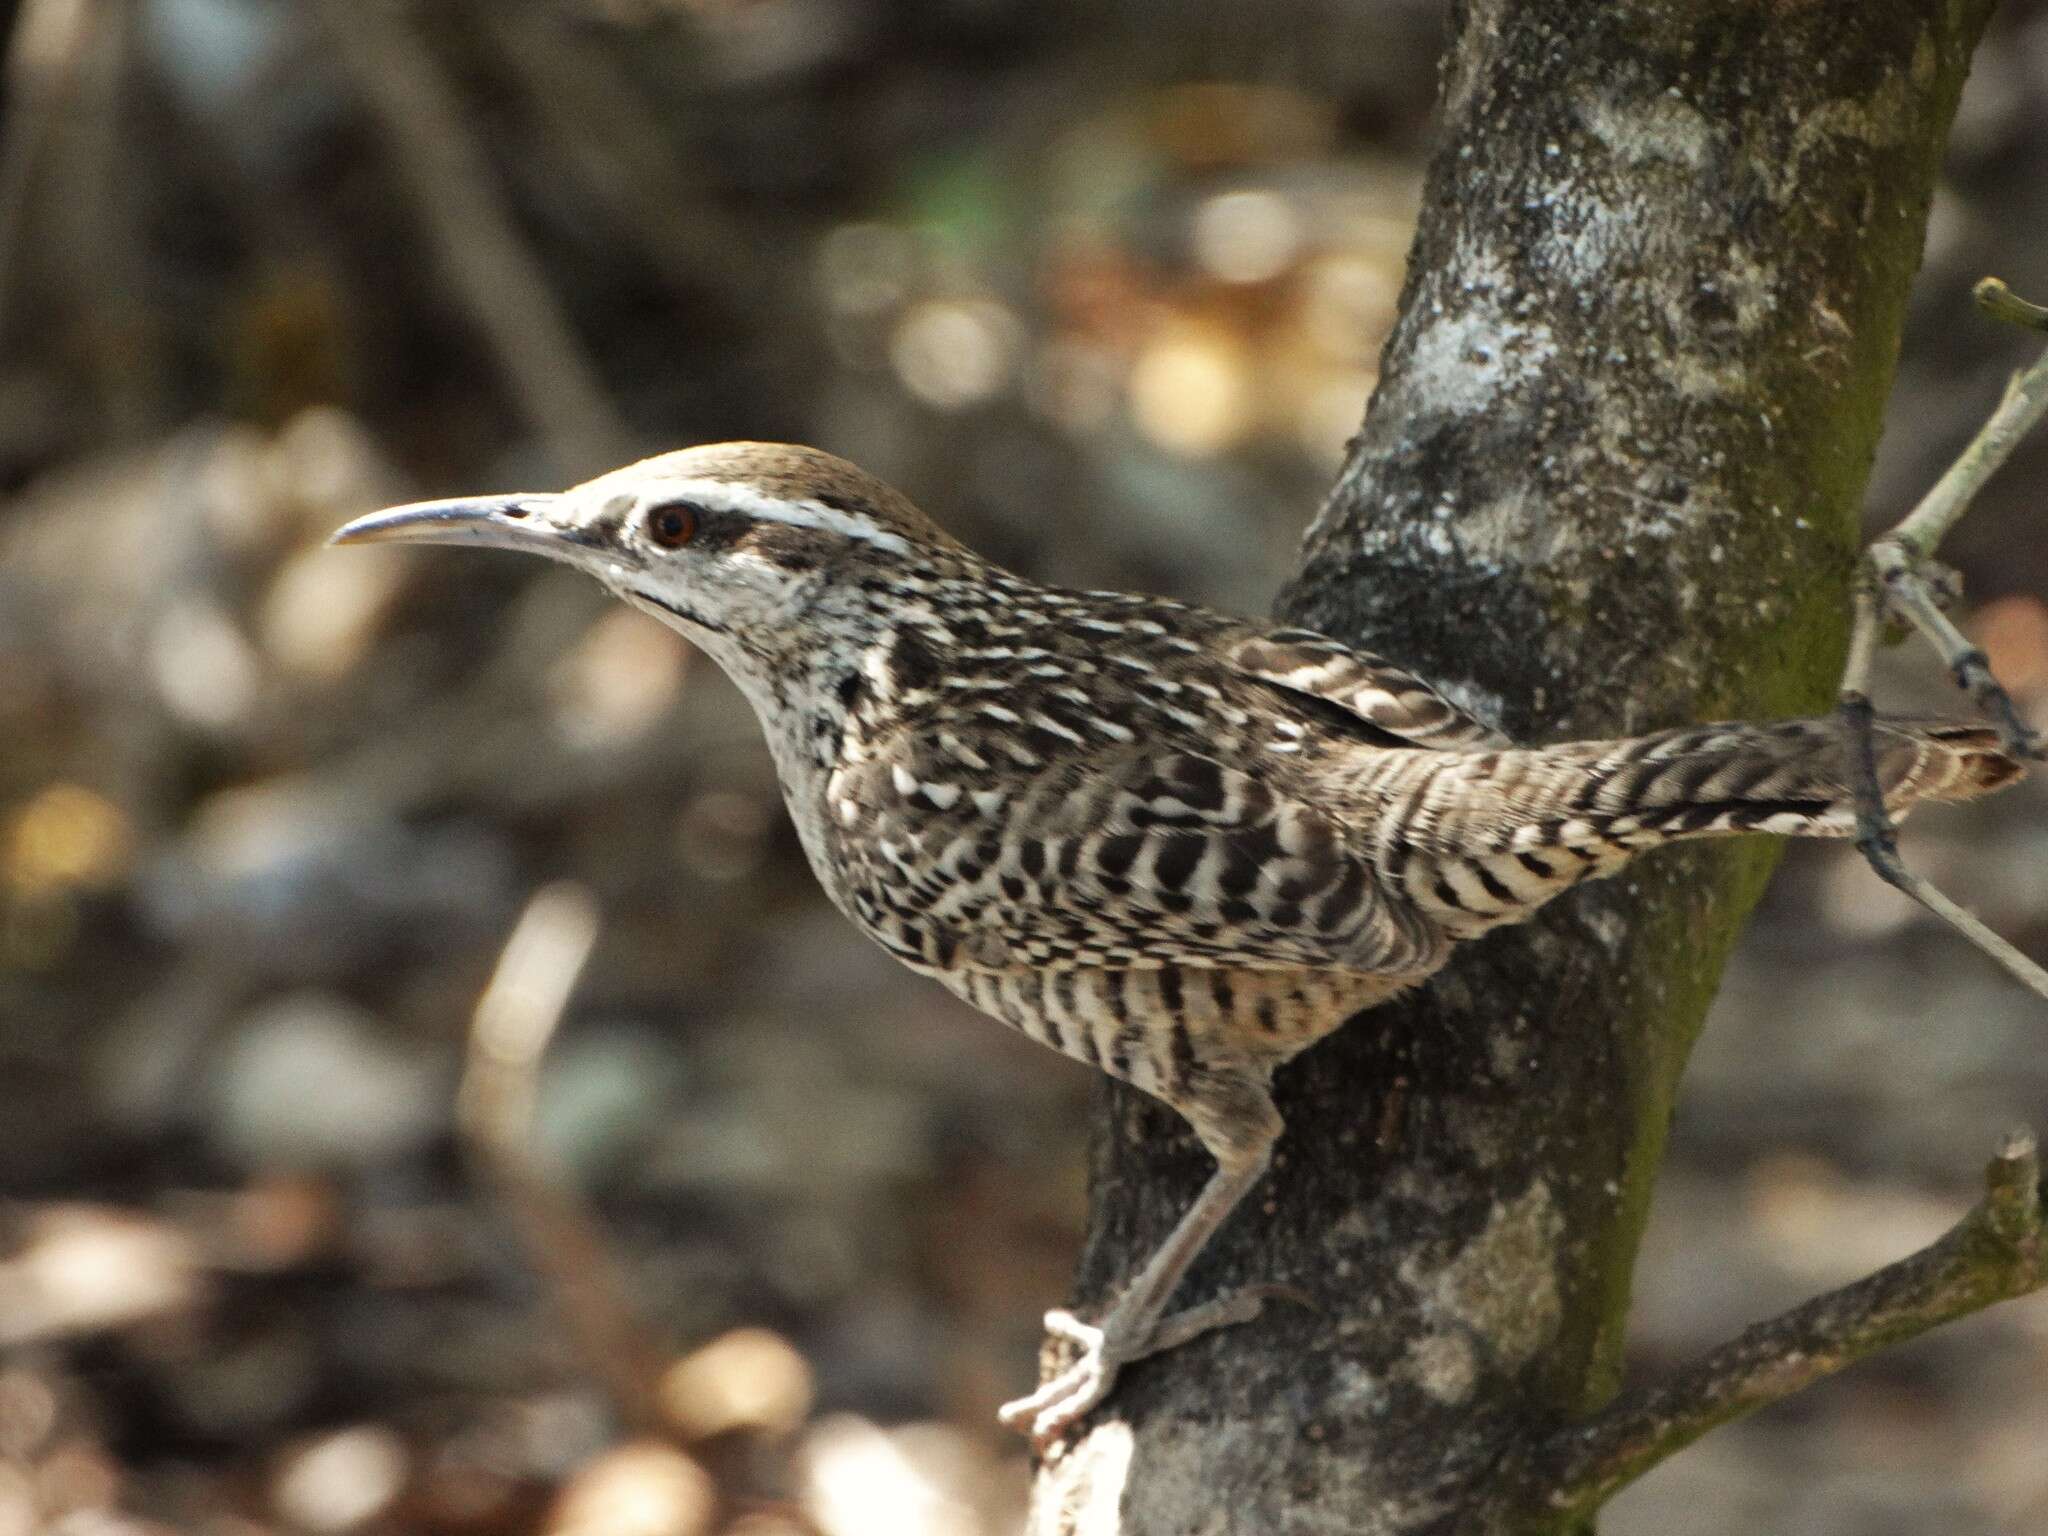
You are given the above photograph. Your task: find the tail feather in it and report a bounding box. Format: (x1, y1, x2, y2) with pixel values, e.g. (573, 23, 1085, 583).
(1374, 715, 2023, 939)
(1534, 715, 2019, 838)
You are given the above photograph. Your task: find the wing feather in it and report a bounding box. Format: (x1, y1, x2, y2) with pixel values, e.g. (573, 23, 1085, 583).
(828, 739, 1442, 978)
(1228, 628, 1508, 751)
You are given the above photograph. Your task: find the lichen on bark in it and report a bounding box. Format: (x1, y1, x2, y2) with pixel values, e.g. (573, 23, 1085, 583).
(1029, 4, 1995, 1532)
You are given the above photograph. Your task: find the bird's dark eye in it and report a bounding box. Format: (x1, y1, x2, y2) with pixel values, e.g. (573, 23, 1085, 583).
(646, 503, 699, 549)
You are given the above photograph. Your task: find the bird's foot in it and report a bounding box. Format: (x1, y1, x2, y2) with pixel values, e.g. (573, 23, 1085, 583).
(997, 1285, 1309, 1451)
(997, 1308, 1118, 1450)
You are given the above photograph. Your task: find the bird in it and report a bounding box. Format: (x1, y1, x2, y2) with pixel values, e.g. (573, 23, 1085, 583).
(331, 442, 2025, 1445)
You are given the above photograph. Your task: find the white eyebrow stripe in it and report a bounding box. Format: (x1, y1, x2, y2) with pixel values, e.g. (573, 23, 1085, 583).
(678, 479, 911, 555)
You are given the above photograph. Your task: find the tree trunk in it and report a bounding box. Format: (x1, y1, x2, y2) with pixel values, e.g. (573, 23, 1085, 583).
(1028, 4, 1994, 1531)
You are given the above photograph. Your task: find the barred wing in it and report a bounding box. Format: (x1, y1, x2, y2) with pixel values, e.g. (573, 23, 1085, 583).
(826, 740, 1443, 979)
(1229, 628, 1509, 751)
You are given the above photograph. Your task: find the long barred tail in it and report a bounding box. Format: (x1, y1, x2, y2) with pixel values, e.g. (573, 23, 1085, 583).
(1371, 716, 2023, 939)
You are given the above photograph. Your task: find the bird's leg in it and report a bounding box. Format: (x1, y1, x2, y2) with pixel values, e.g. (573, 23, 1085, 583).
(997, 1152, 1272, 1447)
(999, 1085, 1286, 1448)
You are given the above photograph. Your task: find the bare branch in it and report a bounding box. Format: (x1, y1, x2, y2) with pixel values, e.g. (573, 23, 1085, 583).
(1538, 1131, 2048, 1518)
(460, 883, 674, 1436)
(463, 882, 602, 1158)
(0, 0, 95, 344)
(1837, 277, 2048, 1008)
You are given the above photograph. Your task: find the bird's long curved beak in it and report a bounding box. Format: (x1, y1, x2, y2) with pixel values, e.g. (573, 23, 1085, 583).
(328, 494, 572, 558)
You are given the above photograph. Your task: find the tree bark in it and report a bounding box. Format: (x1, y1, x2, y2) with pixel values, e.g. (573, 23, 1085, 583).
(1028, 4, 1995, 1532)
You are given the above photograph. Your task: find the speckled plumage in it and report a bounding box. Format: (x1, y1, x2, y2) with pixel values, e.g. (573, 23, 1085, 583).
(333, 441, 2025, 1443)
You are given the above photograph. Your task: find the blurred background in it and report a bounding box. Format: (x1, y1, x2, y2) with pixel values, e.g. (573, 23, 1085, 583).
(3, 1, 2048, 1532)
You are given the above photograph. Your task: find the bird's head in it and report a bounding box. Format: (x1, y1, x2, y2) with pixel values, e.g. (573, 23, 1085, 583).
(330, 442, 968, 652)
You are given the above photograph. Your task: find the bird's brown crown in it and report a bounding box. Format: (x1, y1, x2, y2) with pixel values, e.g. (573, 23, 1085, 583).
(617, 441, 967, 554)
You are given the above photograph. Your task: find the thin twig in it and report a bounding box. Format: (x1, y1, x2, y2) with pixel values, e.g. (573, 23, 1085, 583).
(1538, 1131, 2047, 1518)
(460, 882, 673, 1435)
(1972, 275, 2048, 334)
(49, 0, 156, 436)
(1870, 542, 2039, 753)
(463, 882, 602, 1157)
(308, 0, 632, 476)
(1837, 276, 2048, 1007)
(1881, 278, 2048, 562)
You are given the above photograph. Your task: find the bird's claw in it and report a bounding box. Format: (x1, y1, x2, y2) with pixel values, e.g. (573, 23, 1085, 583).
(997, 1309, 1124, 1451)
(999, 1288, 1304, 1451)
